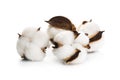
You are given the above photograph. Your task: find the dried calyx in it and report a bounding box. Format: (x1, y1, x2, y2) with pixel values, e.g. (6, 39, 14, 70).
(90, 31, 105, 43)
(37, 27, 41, 31)
(45, 16, 76, 31)
(73, 31, 80, 39)
(65, 49, 80, 63)
(82, 19, 92, 25)
(18, 33, 22, 38)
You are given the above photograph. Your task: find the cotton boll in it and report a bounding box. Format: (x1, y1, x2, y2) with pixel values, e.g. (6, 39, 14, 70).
(77, 20, 100, 38)
(53, 31, 74, 45)
(25, 43, 45, 61)
(74, 31, 89, 47)
(77, 20, 105, 52)
(16, 27, 48, 61)
(52, 30, 87, 64)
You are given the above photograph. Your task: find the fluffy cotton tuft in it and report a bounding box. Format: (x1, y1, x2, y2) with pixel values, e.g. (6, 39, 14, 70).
(53, 45, 75, 60)
(74, 31, 89, 46)
(25, 43, 45, 61)
(16, 37, 29, 57)
(16, 27, 49, 61)
(22, 27, 38, 39)
(32, 30, 49, 48)
(78, 21, 100, 38)
(54, 31, 74, 45)
(47, 25, 65, 39)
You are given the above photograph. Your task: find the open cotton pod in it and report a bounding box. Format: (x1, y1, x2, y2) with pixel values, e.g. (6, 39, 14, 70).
(16, 27, 49, 61)
(45, 16, 76, 39)
(53, 44, 87, 64)
(51, 30, 87, 64)
(77, 20, 104, 52)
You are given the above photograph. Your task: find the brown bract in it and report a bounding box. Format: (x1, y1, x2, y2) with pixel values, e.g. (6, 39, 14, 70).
(45, 16, 76, 31)
(18, 33, 22, 38)
(84, 44, 91, 49)
(82, 21, 88, 25)
(37, 27, 41, 31)
(41, 47, 47, 53)
(90, 31, 104, 43)
(73, 31, 80, 39)
(65, 49, 80, 63)
(21, 54, 29, 60)
(50, 39, 63, 48)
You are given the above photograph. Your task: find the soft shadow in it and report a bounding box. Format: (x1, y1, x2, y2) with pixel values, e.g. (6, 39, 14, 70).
(18, 59, 44, 66)
(87, 51, 99, 54)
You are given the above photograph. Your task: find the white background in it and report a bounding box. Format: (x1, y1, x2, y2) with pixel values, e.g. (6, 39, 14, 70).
(0, 0, 120, 80)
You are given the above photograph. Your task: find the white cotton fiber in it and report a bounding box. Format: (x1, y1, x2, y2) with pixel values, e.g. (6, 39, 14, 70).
(78, 21, 100, 38)
(22, 27, 38, 39)
(25, 43, 45, 61)
(74, 31, 89, 46)
(47, 25, 65, 39)
(16, 37, 29, 57)
(32, 30, 49, 48)
(53, 45, 75, 60)
(54, 31, 74, 45)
